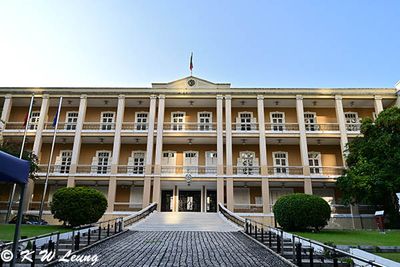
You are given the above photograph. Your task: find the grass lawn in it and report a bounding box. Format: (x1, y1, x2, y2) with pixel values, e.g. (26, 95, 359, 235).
(293, 230, 400, 246)
(374, 252, 400, 263)
(0, 224, 70, 242)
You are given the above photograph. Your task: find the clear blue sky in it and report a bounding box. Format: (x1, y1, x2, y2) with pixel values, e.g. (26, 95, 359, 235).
(0, 1, 399, 88)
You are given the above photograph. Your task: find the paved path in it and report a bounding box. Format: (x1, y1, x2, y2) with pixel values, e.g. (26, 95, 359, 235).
(54, 231, 291, 267)
(128, 212, 241, 232)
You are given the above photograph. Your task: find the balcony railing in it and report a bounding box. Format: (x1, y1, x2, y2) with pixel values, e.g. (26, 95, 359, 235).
(163, 122, 217, 132)
(44, 122, 76, 131)
(121, 122, 149, 131)
(346, 123, 361, 132)
(233, 204, 263, 213)
(114, 202, 143, 212)
(265, 123, 299, 132)
(232, 123, 258, 132)
(232, 166, 260, 176)
(309, 166, 345, 177)
(305, 123, 339, 132)
(160, 165, 217, 175)
(76, 165, 111, 174)
(37, 164, 71, 175)
(82, 122, 116, 131)
(267, 166, 304, 176)
(3, 122, 32, 130)
(117, 165, 145, 175)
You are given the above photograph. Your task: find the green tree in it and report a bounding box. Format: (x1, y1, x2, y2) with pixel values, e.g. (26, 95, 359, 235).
(50, 187, 108, 226)
(337, 107, 400, 228)
(0, 141, 39, 180)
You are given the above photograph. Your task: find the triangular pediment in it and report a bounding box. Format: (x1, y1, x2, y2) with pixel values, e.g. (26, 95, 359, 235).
(152, 76, 230, 89)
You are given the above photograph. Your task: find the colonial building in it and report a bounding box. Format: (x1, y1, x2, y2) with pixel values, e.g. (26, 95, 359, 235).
(1, 77, 399, 226)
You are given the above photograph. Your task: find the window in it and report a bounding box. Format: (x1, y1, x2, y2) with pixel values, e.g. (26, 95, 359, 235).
(198, 112, 212, 131)
(65, 112, 78, 130)
(171, 112, 185, 131)
(128, 151, 146, 174)
(205, 151, 217, 174)
(273, 152, 288, 175)
(270, 112, 285, 131)
(55, 150, 72, 174)
(161, 151, 176, 173)
(238, 151, 259, 175)
(96, 151, 110, 174)
(304, 112, 318, 131)
(308, 152, 322, 175)
(100, 112, 115, 130)
(29, 111, 40, 130)
(135, 112, 148, 131)
(344, 112, 359, 131)
(184, 151, 198, 174)
(237, 112, 253, 131)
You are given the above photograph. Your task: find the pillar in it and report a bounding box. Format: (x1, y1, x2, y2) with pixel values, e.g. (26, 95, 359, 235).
(0, 94, 12, 131)
(23, 95, 50, 212)
(68, 94, 87, 187)
(396, 82, 400, 107)
(216, 95, 224, 207)
(152, 95, 165, 208)
(142, 95, 157, 207)
(335, 95, 348, 167)
(225, 96, 234, 210)
(374, 95, 383, 116)
(257, 95, 271, 213)
(296, 95, 312, 194)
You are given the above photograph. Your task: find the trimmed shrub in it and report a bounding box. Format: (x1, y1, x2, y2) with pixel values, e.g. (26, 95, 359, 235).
(50, 187, 107, 227)
(273, 193, 331, 231)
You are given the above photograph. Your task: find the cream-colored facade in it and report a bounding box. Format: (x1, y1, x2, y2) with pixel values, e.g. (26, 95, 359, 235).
(1, 76, 399, 226)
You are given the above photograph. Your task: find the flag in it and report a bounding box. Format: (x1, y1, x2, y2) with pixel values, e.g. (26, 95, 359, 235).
(189, 52, 193, 72)
(52, 110, 58, 127)
(23, 112, 29, 127)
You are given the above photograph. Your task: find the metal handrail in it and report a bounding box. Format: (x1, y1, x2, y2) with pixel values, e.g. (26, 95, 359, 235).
(123, 202, 157, 227)
(218, 203, 246, 227)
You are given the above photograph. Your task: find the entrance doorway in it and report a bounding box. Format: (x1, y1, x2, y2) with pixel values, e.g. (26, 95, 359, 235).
(206, 190, 217, 212)
(161, 190, 173, 212)
(178, 191, 201, 212)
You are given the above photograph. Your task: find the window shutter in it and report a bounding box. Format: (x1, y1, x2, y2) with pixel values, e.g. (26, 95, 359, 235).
(54, 156, 62, 173)
(91, 156, 98, 173)
(251, 118, 257, 130)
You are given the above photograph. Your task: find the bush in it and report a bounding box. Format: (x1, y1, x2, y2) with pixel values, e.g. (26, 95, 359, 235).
(50, 187, 107, 227)
(273, 193, 331, 231)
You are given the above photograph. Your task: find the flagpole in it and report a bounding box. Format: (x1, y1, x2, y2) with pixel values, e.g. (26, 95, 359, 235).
(39, 96, 62, 220)
(5, 94, 35, 223)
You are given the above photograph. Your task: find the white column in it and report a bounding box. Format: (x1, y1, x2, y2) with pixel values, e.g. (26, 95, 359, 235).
(152, 95, 165, 207)
(68, 94, 87, 187)
(107, 95, 125, 213)
(216, 95, 224, 207)
(110, 95, 125, 174)
(396, 82, 400, 107)
(296, 95, 312, 194)
(225, 96, 234, 210)
(335, 95, 348, 167)
(24, 94, 50, 212)
(143, 95, 157, 207)
(0, 94, 12, 131)
(257, 95, 271, 213)
(374, 95, 383, 115)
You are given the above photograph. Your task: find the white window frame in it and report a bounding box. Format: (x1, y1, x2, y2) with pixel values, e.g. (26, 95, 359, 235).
(29, 111, 41, 130)
(237, 111, 256, 131)
(161, 151, 177, 173)
(65, 111, 79, 130)
(304, 112, 318, 131)
(238, 151, 259, 175)
(270, 112, 286, 131)
(135, 111, 148, 131)
(308, 152, 322, 175)
(100, 111, 115, 131)
(198, 111, 213, 131)
(205, 151, 217, 174)
(171, 112, 185, 131)
(94, 150, 111, 174)
(272, 151, 289, 175)
(55, 150, 73, 174)
(344, 112, 360, 132)
(183, 150, 199, 174)
(128, 151, 146, 174)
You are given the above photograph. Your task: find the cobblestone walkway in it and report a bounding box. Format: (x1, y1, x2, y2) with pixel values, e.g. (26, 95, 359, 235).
(54, 231, 291, 267)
